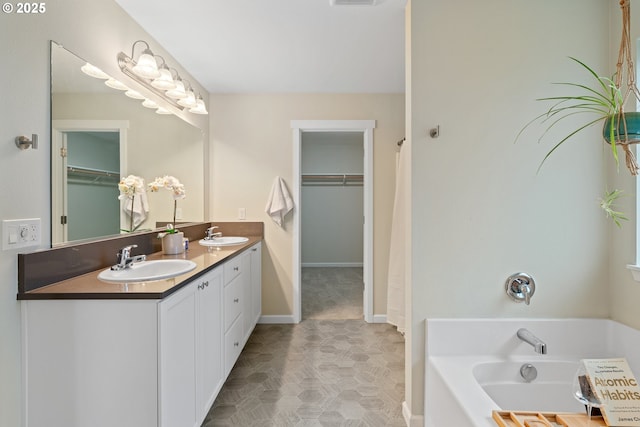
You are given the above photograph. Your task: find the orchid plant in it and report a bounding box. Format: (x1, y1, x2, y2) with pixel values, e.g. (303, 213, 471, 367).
(118, 174, 145, 233)
(148, 175, 186, 235)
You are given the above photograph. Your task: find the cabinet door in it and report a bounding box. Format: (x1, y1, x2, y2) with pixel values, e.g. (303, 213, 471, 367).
(224, 275, 243, 331)
(159, 283, 198, 427)
(196, 267, 224, 422)
(250, 242, 262, 326)
(224, 316, 244, 377)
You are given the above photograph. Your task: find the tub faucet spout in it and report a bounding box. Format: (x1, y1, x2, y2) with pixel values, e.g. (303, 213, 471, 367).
(516, 328, 547, 354)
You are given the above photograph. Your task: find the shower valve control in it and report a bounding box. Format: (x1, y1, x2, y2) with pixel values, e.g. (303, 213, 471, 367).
(505, 272, 536, 305)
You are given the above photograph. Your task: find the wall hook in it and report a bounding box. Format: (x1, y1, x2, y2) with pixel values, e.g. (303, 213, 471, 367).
(15, 134, 38, 150)
(429, 126, 440, 138)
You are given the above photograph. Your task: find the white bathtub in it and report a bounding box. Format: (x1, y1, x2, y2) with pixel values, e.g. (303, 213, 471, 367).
(424, 319, 640, 427)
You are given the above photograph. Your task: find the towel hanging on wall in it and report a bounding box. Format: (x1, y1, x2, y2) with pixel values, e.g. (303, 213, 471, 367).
(265, 176, 294, 227)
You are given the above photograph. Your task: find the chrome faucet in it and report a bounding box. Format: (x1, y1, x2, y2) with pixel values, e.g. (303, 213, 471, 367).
(205, 226, 222, 240)
(516, 328, 547, 354)
(111, 244, 146, 271)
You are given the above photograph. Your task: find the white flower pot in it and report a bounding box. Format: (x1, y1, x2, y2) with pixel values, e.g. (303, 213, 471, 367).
(162, 231, 185, 255)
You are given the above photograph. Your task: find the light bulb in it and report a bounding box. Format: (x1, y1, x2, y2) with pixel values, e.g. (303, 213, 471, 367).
(151, 67, 176, 90)
(132, 49, 160, 79)
(142, 99, 159, 109)
(81, 63, 109, 79)
(165, 79, 187, 99)
(104, 78, 129, 91)
(189, 97, 208, 115)
(177, 89, 197, 108)
(125, 89, 145, 100)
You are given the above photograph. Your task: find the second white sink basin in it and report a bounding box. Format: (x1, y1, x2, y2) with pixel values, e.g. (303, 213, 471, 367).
(199, 236, 249, 247)
(97, 259, 197, 284)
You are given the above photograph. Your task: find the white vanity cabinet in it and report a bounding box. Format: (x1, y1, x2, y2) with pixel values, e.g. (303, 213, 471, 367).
(158, 266, 224, 427)
(222, 241, 262, 376)
(23, 241, 262, 427)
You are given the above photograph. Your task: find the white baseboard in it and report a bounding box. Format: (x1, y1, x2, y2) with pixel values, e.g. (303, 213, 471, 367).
(259, 315, 389, 325)
(258, 315, 296, 324)
(372, 314, 387, 323)
(301, 262, 364, 268)
(402, 401, 424, 427)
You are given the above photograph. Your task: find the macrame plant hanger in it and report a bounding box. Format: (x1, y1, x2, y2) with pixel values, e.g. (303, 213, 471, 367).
(614, 0, 640, 175)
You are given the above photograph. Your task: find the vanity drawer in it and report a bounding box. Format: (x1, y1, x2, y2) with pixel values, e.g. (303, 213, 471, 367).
(224, 257, 243, 286)
(224, 316, 244, 377)
(223, 277, 242, 331)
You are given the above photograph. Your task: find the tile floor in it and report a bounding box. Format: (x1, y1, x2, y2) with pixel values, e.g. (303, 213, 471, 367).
(302, 267, 364, 320)
(202, 268, 406, 427)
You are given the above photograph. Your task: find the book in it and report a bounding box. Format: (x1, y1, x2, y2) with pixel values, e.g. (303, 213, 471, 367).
(582, 358, 640, 426)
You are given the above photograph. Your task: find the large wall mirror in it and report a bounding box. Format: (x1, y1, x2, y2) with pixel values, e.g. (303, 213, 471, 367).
(50, 41, 204, 245)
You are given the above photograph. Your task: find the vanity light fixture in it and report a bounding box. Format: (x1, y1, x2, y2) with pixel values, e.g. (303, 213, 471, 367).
(150, 59, 176, 91)
(104, 78, 129, 91)
(189, 95, 209, 115)
(165, 77, 187, 99)
(156, 107, 172, 115)
(124, 89, 145, 100)
(118, 40, 208, 114)
(129, 40, 160, 79)
(80, 62, 110, 79)
(142, 98, 159, 109)
(177, 86, 197, 108)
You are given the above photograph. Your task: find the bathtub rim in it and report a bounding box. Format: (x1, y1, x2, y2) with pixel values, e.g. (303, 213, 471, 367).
(424, 318, 640, 427)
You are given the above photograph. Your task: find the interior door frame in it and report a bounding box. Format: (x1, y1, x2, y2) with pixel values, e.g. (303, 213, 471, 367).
(51, 120, 129, 245)
(291, 120, 376, 323)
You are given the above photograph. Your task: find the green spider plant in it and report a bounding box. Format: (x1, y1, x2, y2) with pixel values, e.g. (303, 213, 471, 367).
(517, 57, 630, 227)
(516, 56, 624, 172)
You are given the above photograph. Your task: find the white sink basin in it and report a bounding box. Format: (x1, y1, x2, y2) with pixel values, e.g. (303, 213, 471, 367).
(198, 236, 249, 247)
(97, 259, 197, 284)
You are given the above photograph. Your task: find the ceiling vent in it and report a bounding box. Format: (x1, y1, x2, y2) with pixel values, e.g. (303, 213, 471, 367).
(330, 0, 377, 6)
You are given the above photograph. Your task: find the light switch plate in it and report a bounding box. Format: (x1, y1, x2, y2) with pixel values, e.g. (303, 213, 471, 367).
(2, 218, 41, 250)
(238, 208, 246, 220)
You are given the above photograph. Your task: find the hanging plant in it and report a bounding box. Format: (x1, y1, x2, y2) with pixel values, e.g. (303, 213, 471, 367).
(516, 0, 640, 226)
(517, 0, 640, 175)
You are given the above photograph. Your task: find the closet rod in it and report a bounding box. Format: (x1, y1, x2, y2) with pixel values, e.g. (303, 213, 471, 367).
(302, 174, 363, 180)
(301, 174, 363, 186)
(67, 165, 120, 178)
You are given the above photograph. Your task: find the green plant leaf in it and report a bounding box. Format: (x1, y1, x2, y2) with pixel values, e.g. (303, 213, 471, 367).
(600, 189, 628, 228)
(515, 57, 624, 172)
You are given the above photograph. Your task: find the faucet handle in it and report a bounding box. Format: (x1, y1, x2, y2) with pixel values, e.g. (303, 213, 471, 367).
(118, 244, 138, 259)
(505, 273, 535, 305)
(205, 226, 218, 239)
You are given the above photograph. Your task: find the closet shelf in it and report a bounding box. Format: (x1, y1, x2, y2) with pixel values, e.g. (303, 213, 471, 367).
(301, 174, 363, 186)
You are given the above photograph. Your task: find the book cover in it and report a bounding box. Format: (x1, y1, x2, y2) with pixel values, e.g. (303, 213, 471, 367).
(582, 358, 640, 426)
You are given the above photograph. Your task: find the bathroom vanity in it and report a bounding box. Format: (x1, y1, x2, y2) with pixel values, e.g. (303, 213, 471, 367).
(18, 224, 262, 427)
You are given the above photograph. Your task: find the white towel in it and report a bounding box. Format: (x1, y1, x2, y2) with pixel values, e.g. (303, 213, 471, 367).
(265, 176, 294, 227)
(123, 190, 149, 229)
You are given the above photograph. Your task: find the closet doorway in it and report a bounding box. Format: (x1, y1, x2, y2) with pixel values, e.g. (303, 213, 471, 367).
(291, 120, 375, 324)
(51, 120, 128, 245)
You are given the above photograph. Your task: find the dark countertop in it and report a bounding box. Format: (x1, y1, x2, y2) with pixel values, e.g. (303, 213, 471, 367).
(18, 236, 262, 300)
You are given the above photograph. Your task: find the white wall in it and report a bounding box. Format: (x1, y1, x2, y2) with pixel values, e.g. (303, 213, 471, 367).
(301, 132, 364, 266)
(0, 2, 208, 425)
(407, 0, 611, 420)
(210, 94, 405, 316)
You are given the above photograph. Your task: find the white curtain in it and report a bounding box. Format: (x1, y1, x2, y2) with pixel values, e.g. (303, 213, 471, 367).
(386, 144, 406, 334)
